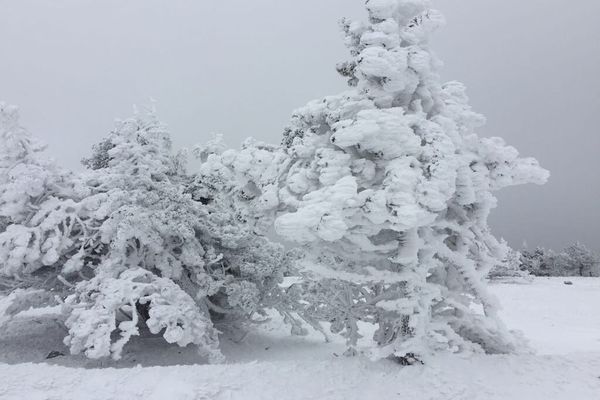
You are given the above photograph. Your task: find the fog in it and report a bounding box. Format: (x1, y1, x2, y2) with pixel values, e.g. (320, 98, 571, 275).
(1, 0, 599, 252)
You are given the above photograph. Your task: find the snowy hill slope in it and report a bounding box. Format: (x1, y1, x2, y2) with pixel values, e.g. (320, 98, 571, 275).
(1, 277, 599, 400)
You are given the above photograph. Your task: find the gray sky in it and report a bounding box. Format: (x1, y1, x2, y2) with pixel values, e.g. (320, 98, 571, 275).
(1, 0, 599, 252)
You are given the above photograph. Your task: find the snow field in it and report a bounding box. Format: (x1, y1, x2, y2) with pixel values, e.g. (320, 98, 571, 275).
(1, 278, 599, 400)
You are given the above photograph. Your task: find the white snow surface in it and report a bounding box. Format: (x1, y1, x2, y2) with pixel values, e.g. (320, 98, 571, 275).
(1, 277, 599, 400)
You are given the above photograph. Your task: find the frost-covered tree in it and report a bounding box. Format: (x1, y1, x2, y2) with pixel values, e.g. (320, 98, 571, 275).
(192, 135, 288, 235)
(0, 103, 54, 226)
(489, 245, 529, 280)
(520, 247, 550, 276)
(67, 109, 298, 361)
(0, 103, 82, 294)
(0, 0, 554, 366)
(221, 0, 549, 361)
(562, 242, 599, 277)
(1, 106, 295, 362)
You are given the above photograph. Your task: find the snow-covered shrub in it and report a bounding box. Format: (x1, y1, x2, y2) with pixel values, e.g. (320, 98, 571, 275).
(0, 0, 556, 365)
(520, 248, 549, 276)
(489, 246, 530, 280)
(64, 267, 222, 362)
(218, 0, 549, 361)
(0, 103, 57, 226)
(562, 243, 599, 277)
(66, 109, 297, 359)
(0, 104, 84, 294)
(192, 135, 288, 235)
(1, 106, 294, 361)
(0, 288, 58, 329)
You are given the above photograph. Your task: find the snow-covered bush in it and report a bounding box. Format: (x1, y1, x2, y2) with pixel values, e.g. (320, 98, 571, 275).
(521, 243, 599, 277)
(64, 267, 222, 362)
(489, 246, 530, 280)
(0, 106, 295, 361)
(0, 104, 84, 293)
(192, 135, 288, 235)
(520, 248, 549, 276)
(562, 243, 599, 277)
(217, 0, 549, 361)
(0, 103, 57, 226)
(0, 0, 555, 366)
(67, 109, 298, 360)
(0, 288, 58, 329)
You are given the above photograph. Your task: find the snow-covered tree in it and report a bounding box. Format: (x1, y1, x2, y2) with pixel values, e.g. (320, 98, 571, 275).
(562, 242, 599, 277)
(0, 103, 83, 295)
(67, 109, 299, 361)
(520, 247, 549, 276)
(192, 135, 288, 235)
(0, 103, 54, 226)
(225, 0, 549, 361)
(489, 245, 529, 280)
(0, 0, 555, 366)
(1, 106, 295, 361)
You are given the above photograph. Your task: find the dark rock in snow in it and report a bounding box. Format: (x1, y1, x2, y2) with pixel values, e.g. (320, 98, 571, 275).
(46, 351, 65, 359)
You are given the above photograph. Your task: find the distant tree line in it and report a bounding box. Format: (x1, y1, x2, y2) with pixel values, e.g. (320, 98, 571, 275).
(520, 243, 599, 277)
(491, 242, 599, 278)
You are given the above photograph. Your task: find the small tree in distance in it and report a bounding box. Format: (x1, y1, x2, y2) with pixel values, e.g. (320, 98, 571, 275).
(489, 245, 529, 280)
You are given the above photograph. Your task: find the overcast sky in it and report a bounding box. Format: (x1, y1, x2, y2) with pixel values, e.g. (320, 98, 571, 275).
(1, 0, 599, 252)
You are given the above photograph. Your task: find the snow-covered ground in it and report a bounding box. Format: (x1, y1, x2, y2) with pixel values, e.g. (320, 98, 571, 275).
(1, 277, 599, 400)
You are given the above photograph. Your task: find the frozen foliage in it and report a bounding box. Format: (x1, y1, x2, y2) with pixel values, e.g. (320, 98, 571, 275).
(0, 0, 551, 366)
(0, 103, 57, 226)
(68, 111, 295, 360)
(220, 0, 549, 361)
(0, 106, 294, 361)
(193, 136, 288, 235)
(488, 245, 530, 280)
(0, 288, 58, 329)
(0, 104, 81, 292)
(64, 268, 221, 362)
(521, 243, 599, 277)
